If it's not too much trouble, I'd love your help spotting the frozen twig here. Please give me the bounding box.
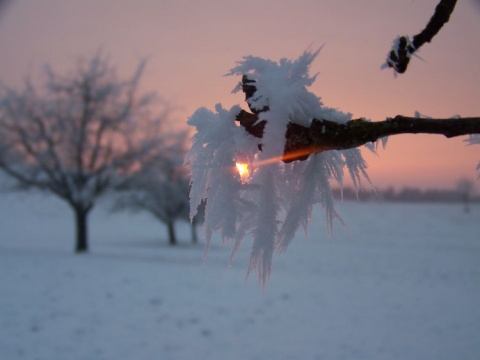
[384,0,457,74]
[236,76,480,162]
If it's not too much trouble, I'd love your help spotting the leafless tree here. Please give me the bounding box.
[112,135,195,246]
[0,53,167,253]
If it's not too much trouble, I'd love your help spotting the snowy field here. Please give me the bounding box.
[1,193,479,360]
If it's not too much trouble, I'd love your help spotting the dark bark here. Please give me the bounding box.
[167,221,177,246]
[385,0,457,73]
[236,110,480,163]
[73,206,91,253]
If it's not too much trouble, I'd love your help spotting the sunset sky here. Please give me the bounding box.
[0,0,479,190]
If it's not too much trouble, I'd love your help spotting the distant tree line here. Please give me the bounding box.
[332,184,479,204]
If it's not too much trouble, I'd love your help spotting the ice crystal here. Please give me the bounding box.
[185,50,373,286]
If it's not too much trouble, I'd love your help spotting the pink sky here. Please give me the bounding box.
[0,0,479,190]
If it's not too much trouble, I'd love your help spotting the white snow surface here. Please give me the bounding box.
[1,194,480,360]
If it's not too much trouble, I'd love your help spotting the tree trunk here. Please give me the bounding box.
[167,221,177,246]
[74,206,91,253]
[191,223,198,244]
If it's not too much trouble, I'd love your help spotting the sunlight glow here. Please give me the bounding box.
[235,162,250,181]
[253,148,317,167]
[234,149,317,182]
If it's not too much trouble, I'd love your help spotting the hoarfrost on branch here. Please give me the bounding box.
[185,50,372,286]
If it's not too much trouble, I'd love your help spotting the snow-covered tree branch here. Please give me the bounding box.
[185,50,480,287]
[236,84,480,162]
[383,0,457,74]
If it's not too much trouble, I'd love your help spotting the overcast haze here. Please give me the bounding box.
[0,0,479,189]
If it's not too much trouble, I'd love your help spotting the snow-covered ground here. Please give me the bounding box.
[1,193,479,360]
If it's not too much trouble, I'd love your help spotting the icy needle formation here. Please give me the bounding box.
[185,50,371,286]
[185,49,480,286]
[466,135,480,178]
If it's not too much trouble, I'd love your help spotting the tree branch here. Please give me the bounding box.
[236,73,480,162]
[236,110,480,163]
[385,0,457,74]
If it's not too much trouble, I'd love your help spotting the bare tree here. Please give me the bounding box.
[0,53,166,253]
[113,136,193,246]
